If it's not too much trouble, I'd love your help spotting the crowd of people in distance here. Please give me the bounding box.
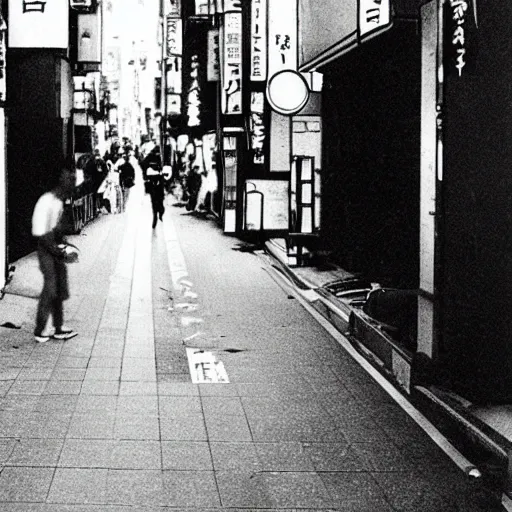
[75,128,217,228]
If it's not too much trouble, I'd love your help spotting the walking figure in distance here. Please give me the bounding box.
[117,153,135,210]
[146,168,165,229]
[31,162,79,343]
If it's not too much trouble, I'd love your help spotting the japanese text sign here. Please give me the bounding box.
[359,0,391,39]
[250,92,265,164]
[166,16,182,57]
[207,29,220,81]
[251,0,267,81]
[167,0,181,16]
[268,0,297,77]
[449,0,468,77]
[9,0,69,48]
[221,12,242,114]
[0,15,5,103]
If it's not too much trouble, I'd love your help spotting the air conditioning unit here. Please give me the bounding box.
[70,0,94,12]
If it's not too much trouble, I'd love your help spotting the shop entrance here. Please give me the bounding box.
[320,21,422,291]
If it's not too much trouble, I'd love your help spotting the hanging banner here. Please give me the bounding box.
[166,17,182,57]
[358,0,391,39]
[445,0,478,78]
[268,0,297,77]
[250,92,265,164]
[8,0,69,48]
[250,0,267,81]
[187,55,201,127]
[207,29,220,81]
[221,12,242,115]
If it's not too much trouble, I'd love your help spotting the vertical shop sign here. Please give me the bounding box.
[450,0,467,76]
[250,92,265,164]
[358,0,391,38]
[446,0,479,78]
[0,15,6,103]
[166,17,182,57]
[445,0,478,78]
[221,12,242,114]
[167,0,181,16]
[195,0,209,15]
[251,0,267,81]
[166,56,182,93]
[78,11,102,63]
[167,94,181,115]
[207,29,220,81]
[8,0,69,48]
[268,0,297,77]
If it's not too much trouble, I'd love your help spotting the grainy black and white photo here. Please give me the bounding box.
[0,0,509,510]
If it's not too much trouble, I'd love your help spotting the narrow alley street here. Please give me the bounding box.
[0,174,502,511]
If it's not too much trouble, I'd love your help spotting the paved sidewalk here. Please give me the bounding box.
[0,176,503,510]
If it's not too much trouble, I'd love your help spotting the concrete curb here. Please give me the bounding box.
[263,238,512,496]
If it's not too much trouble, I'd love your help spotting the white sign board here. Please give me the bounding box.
[221,12,242,114]
[0,26,6,102]
[224,0,241,12]
[250,0,267,81]
[78,11,101,63]
[8,0,69,48]
[359,0,391,38]
[195,0,209,15]
[166,17,182,57]
[268,0,297,77]
[245,179,288,231]
[166,56,182,94]
[167,0,181,16]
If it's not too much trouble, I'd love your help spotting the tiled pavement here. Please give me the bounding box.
[0,171,503,511]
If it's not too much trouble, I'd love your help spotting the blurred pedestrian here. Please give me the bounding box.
[84,148,109,212]
[146,168,165,229]
[31,161,79,343]
[118,153,135,209]
[141,145,162,182]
